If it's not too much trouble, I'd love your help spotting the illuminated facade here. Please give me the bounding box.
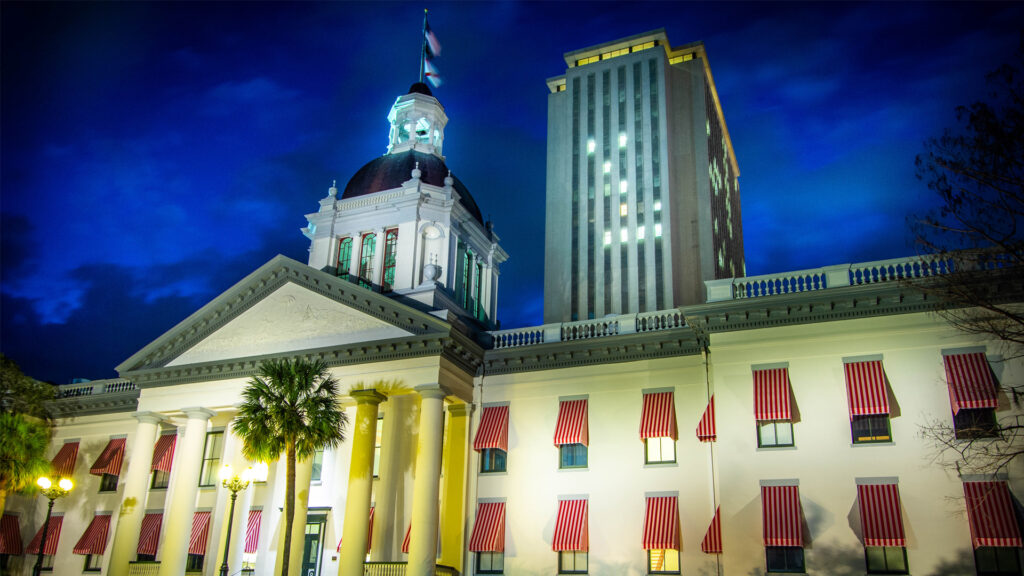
[1,33,1022,576]
[544,30,744,322]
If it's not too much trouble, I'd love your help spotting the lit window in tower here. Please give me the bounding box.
[620,180,628,194]
[603,161,611,174]
[638,225,645,240]
[655,223,662,237]
[619,133,627,148]
[654,201,661,211]
[587,139,596,154]
[620,203,628,217]
[604,231,611,246]
[621,229,629,242]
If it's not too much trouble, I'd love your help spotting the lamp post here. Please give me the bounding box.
[33,476,73,576]
[218,462,268,576]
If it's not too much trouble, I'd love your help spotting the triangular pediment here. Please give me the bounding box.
[117,255,451,373]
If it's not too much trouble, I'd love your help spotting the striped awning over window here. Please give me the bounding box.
[857,484,906,546]
[701,506,722,554]
[0,514,23,555]
[945,352,999,414]
[762,485,802,547]
[90,437,127,477]
[188,511,212,555]
[964,481,1023,548]
[73,514,111,555]
[51,442,79,477]
[642,496,679,550]
[754,368,792,421]
[27,515,63,555]
[336,506,374,552]
[639,392,677,440]
[151,434,177,473]
[696,396,716,442]
[468,502,506,552]
[401,524,412,554]
[554,399,588,446]
[473,405,509,452]
[137,513,163,555]
[244,510,262,554]
[845,361,890,419]
[552,499,588,552]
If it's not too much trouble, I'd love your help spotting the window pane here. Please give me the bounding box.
[646,437,661,461]
[865,547,886,570]
[560,444,587,468]
[776,422,793,445]
[311,449,323,482]
[663,549,679,571]
[561,551,574,571]
[976,548,999,572]
[759,421,777,446]
[660,437,676,462]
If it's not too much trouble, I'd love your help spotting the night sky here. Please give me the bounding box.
[2,2,1021,384]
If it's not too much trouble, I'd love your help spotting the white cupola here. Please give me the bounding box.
[386,82,448,158]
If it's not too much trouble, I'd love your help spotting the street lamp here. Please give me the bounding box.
[218,462,268,576]
[33,476,73,576]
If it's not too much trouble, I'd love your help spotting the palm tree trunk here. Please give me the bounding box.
[281,440,296,576]
[0,488,6,518]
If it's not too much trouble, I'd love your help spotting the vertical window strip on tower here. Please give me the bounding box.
[587,73,596,320]
[571,77,581,321]
[649,58,664,310]
[337,237,352,280]
[633,62,647,311]
[602,70,612,315]
[381,229,398,292]
[617,66,628,310]
[359,233,376,288]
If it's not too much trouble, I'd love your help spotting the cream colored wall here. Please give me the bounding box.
[472,356,719,576]
[710,311,1024,576]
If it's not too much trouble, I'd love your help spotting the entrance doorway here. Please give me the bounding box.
[301,513,327,576]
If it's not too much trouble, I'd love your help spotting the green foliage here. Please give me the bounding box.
[0,354,55,420]
[0,412,51,494]
[233,358,348,462]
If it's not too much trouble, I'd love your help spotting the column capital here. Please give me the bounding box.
[133,411,166,425]
[415,383,448,400]
[351,389,387,405]
[446,402,472,416]
[182,407,216,420]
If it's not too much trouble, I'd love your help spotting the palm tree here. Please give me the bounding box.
[232,358,348,576]
[0,355,54,516]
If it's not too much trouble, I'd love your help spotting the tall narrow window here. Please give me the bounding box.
[358,233,377,288]
[462,249,473,310]
[381,229,398,292]
[617,66,628,310]
[571,77,581,321]
[586,73,596,320]
[198,431,224,487]
[474,262,484,319]
[310,449,324,482]
[649,58,664,310]
[336,237,353,280]
[633,61,647,311]
[372,415,384,477]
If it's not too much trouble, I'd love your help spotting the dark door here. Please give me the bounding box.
[301,514,327,576]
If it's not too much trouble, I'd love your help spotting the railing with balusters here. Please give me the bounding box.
[58,378,136,399]
[363,562,460,576]
[490,310,687,350]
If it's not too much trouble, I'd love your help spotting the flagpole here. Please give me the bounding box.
[420,9,428,84]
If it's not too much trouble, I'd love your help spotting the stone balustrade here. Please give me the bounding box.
[58,378,136,398]
[490,310,686,350]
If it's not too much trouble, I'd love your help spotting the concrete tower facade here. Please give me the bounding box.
[544,29,744,322]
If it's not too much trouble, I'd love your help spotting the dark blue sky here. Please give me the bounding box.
[2,2,1021,383]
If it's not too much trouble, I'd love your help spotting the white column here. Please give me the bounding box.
[407,384,447,576]
[107,411,164,576]
[207,419,245,576]
[372,227,387,287]
[158,407,215,576]
[338,389,387,575]
[370,395,407,561]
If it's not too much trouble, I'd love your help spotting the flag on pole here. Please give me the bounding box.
[425,20,441,58]
[424,59,443,88]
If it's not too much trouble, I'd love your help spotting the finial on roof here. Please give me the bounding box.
[411,161,422,180]
[328,179,338,197]
[444,170,454,187]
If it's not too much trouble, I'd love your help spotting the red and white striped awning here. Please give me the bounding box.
[845,361,890,419]
[474,406,509,452]
[642,496,679,550]
[244,510,262,554]
[51,442,79,477]
[945,352,999,414]
[90,437,127,477]
[554,399,588,446]
[754,368,792,421]
[762,485,802,547]
[137,513,163,555]
[188,511,211,555]
[468,502,506,552]
[0,514,23,555]
[696,396,716,442]
[964,481,1023,548]
[27,515,63,555]
[336,506,374,553]
[151,434,176,473]
[857,484,906,546]
[640,392,677,440]
[73,514,111,555]
[401,524,412,554]
[552,499,588,552]
[701,506,722,554]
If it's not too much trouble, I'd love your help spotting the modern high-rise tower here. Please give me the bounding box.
[544,29,744,322]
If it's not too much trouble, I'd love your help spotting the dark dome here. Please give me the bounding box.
[342,150,483,224]
[408,82,433,96]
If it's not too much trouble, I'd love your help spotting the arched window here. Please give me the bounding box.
[359,233,376,288]
[381,229,399,292]
[336,237,353,280]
